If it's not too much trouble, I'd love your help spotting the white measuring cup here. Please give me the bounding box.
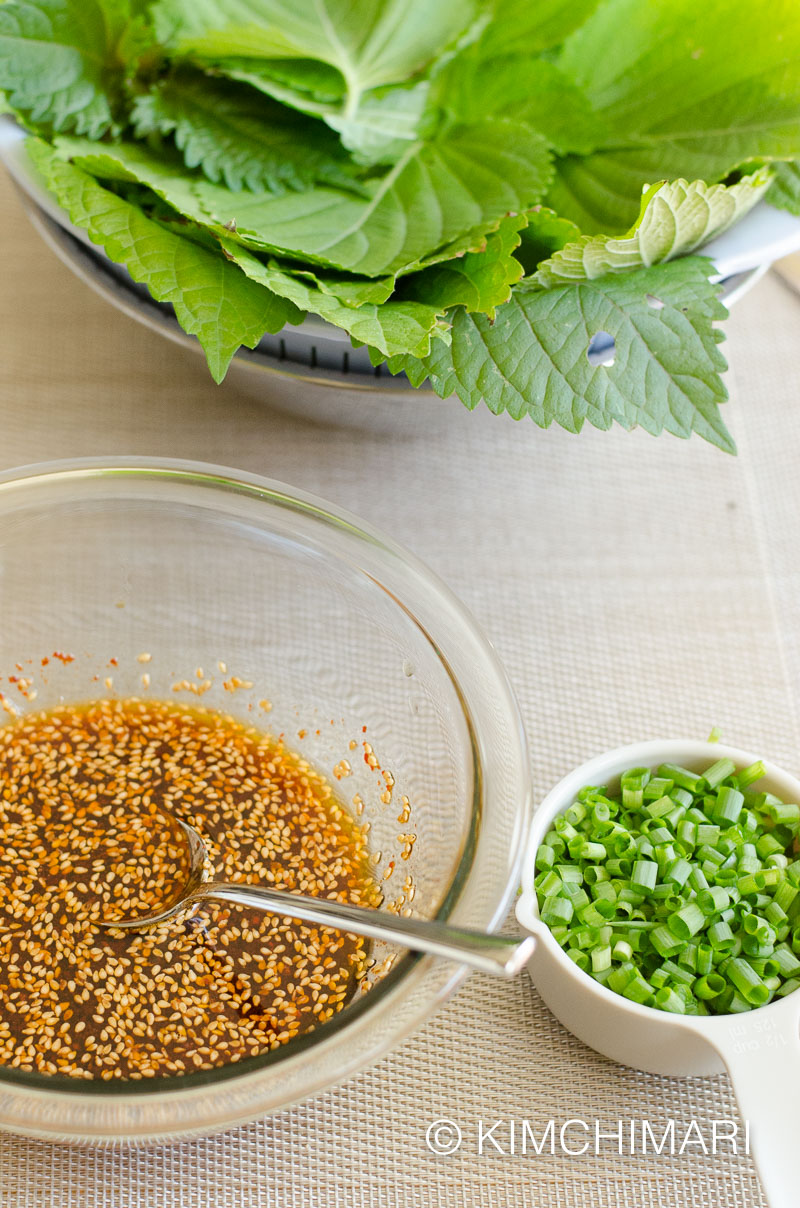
[516,740,800,1208]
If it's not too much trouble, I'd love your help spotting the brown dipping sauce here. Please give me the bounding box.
[0,699,380,1080]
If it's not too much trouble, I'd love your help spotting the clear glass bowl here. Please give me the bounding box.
[0,459,530,1143]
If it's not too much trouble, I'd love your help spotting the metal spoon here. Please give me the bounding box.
[107,819,535,977]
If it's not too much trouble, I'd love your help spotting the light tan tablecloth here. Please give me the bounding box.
[2,167,800,1206]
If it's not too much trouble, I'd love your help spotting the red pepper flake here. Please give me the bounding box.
[52,652,74,665]
[40,657,50,667]
[108,658,118,668]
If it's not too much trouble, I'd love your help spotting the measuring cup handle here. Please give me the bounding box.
[711,1000,800,1208]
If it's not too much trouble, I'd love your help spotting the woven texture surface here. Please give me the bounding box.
[1,168,800,1204]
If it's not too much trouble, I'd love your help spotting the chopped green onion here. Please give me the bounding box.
[559,885,589,909]
[757,833,785,859]
[581,840,607,861]
[775,881,799,912]
[565,801,588,826]
[697,886,731,915]
[535,756,800,1017]
[650,925,683,957]
[765,901,788,928]
[630,860,658,893]
[576,902,607,927]
[703,758,736,789]
[591,805,615,832]
[644,778,674,800]
[621,768,650,809]
[763,800,800,826]
[583,866,609,885]
[659,958,695,985]
[556,864,584,883]
[712,786,744,825]
[694,973,726,1000]
[688,866,709,892]
[742,914,775,945]
[622,975,655,1006]
[554,816,578,841]
[541,895,574,926]
[607,963,637,994]
[738,870,779,897]
[645,796,675,819]
[768,945,800,977]
[696,944,714,976]
[724,957,771,1005]
[591,946,612,973]
[664,858,692,888]
[535,871,561,897]
[737,761,766,789]
[535,845,555,871]
[654,987,686,1013]
[677,820,698,848]
[657,764,703,793]
[667,903,705,940]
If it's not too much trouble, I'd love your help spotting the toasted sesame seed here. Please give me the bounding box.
[0,698,382,1081]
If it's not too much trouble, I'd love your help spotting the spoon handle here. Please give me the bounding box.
[197,882,535,977]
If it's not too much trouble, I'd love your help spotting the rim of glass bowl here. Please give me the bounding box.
[0,457,532,1103]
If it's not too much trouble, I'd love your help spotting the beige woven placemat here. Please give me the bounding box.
[1,169,800,1205]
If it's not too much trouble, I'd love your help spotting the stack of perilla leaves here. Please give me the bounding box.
[1,0,800,450]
